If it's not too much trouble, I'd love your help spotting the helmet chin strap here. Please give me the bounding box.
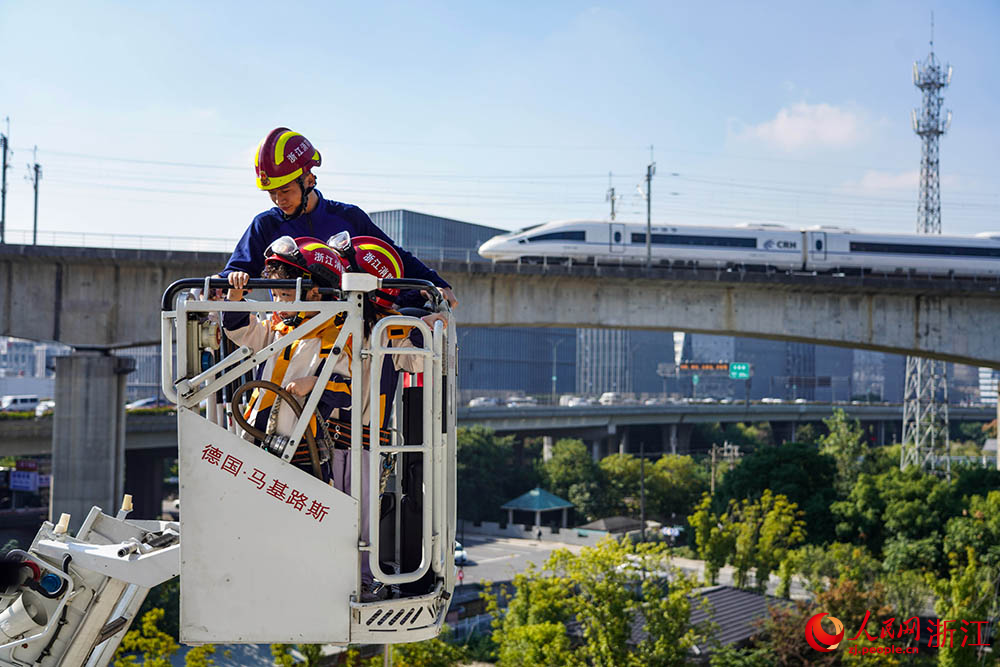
[281,175,314,220]
[282,312,305,327]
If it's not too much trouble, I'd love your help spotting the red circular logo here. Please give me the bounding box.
[805,612,845,652]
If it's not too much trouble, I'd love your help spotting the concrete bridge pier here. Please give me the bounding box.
[51,351,135,531]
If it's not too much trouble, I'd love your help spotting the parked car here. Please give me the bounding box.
[505,396,538,408]
[467,396,499,408]
[34,400,55,417]
[125,396,172,411]
[454,541,468,565]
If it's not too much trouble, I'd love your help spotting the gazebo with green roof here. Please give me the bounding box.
[501,487,574,528]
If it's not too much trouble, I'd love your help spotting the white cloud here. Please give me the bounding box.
[736,102,866,152]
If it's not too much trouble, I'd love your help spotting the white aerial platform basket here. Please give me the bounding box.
[0,273,455,666]
[161,274,457,646]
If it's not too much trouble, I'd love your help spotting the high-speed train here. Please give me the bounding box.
[477,219,1000,276]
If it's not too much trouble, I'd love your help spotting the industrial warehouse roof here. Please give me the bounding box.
[500,487,573,512]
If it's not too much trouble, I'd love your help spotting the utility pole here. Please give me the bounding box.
[639,438,646,542]
[27,146,41,245]
[605,172,617,221]
[645,146,655,267]
[901,16,952,477]
[710,444,717,495]
[1,117,9,244]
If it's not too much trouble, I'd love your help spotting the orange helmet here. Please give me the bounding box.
[255,127,322,191]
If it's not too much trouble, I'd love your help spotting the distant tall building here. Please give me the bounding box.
[460,327,576,397]
[577,329,632,395]
[978,367,998,406]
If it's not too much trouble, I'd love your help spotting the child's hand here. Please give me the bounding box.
[285,376,318,398]
[227,288,246,302]
[228,271,250,289]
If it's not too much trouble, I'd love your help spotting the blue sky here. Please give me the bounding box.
[1,1,998,250]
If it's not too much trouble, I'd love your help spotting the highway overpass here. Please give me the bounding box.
[2,403,991,518]
[3,402,991,458]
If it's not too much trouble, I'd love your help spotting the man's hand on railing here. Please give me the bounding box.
[421,286,458,310]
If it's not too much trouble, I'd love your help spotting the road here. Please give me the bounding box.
[455,534,583,586]
[454,533,809,600]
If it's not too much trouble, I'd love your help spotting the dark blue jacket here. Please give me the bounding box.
[222,191,451,294]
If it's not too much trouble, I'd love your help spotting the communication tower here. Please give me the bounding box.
[901,20,952,474]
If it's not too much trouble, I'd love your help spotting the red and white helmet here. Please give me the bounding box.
[254,127,322,191]
[329,234,403,308]
[264,236,346,288]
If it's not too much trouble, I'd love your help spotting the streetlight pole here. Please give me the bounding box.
[550,337,566,404]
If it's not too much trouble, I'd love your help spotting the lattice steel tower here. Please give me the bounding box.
[901,25,952,474]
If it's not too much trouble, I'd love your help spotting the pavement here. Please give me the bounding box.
[456,532,809,600]
[456,533,584,586]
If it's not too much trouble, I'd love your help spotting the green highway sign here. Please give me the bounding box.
[729,362,751,380]
[692,374,700,385]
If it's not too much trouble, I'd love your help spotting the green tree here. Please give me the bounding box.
[390,627,468,667]
[541,438,603,521]
[781,542,881,598]
[647,454,710,522]
[134,579,179,641]
[487,538,707,665]
[114,608,179,667]
[457,426,539,522]
[689,494,735,585]
[184,644,215,667]
[944,490,1000,570]
[495,622,572,667]
[728,491,806,592]
[270,644,296,667]
[932,548,997,667]
[597,453,642,517]
[832,466,957,570]
[819,409,867,493]
[714,441,837,544]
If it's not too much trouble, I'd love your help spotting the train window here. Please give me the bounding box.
[850,241,1000,258]
[630,233,756,248]
[815,239,823,251]
[614,231,622,243]
[527,231,586,242]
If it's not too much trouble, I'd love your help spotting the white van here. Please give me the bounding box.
[598,392,627,405]
[0,395,39,413]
